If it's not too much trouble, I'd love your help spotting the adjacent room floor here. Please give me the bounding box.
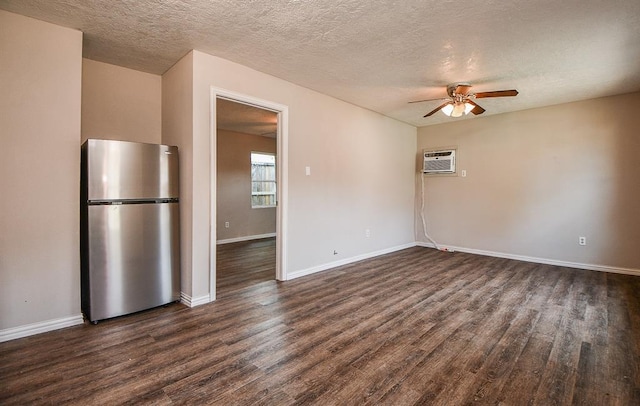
[1,246,639,405]
[216,237,276,298]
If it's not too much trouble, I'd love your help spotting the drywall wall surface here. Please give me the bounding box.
[0,10,82,330]
[416,92,640,270]
[82,59,161,144]
[161,52,194,299]
[180,50,416,295]
[217,130,276,241]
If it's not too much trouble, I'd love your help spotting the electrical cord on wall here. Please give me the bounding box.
[420,171,442,250]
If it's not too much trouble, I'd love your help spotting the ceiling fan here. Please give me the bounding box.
[410,83,518,118]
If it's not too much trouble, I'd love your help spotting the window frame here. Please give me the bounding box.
[250,151,277,209]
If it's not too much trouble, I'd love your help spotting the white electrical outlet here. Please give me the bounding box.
[224,222,230,228]
[579,236,586,246]
[365,229,371,238]
[461,170,467,177]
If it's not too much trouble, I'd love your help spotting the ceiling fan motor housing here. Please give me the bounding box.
[447,83,471,97]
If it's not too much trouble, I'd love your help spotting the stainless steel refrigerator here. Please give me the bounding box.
[81,139,180,323]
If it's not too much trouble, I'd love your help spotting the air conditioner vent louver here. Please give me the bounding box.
[423,149,456,174]
[425,160,452,171]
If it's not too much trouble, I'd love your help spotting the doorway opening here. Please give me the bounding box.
[210,89,288,301]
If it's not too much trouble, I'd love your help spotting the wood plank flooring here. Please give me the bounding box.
[216,238,275,298]
[1,246,639,405]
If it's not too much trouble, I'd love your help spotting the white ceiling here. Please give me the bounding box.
[216,98,277,137]
[2,0,639,127]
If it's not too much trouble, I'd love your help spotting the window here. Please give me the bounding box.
[251,152,276,208]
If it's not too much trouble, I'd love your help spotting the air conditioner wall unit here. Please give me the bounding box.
[423,149,456,174]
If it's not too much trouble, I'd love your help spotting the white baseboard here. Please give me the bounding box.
[216,233,276,245]
[415,242,640,277]
[5,242,632,343]
[0,314,84,343]
[287,242,416,281]
[180,292,211,307]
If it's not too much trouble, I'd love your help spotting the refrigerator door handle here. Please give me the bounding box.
[87,198,179,206]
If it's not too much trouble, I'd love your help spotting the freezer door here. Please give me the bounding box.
[86,202,180,321]
[85,139,179,201]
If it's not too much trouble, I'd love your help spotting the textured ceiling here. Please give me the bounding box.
[1,0,639,127]
[217,98,277,138]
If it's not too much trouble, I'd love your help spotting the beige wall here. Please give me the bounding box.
[82,59,161,144]
[416,92,640,270]
[161,53,194,299]
[164,50,417,300]
[0,11,83,331]
[193,51,416,286]
[216,130,276,241]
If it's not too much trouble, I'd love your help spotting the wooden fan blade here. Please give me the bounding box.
[409,97,447,104]
[466,100,485,115]
[455,84,472,95]
[474,89,519,98]
[424,101,451,117]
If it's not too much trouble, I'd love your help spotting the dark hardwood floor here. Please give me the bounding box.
[216,237,276,298]
[2,245,639,405]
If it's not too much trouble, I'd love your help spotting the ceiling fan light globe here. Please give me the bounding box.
[451,102,465,117]
[464,102,474,115]
[441,104,454,116]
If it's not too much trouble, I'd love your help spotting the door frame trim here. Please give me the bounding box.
[209,87,289,301]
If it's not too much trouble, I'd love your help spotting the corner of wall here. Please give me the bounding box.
[162,51,196,299]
